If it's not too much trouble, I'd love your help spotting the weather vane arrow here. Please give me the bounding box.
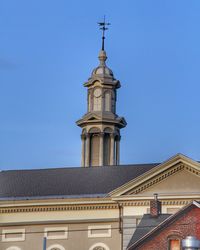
[98,16,111,51]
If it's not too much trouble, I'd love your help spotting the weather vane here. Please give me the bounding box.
[98,16,111,51]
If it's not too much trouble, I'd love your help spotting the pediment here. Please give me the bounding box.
[125,163,200,196]
[87,116,98,121]
[76,113,101,126]
[84,113,101,121]
[109,154,200,197]
[137,169,200,196]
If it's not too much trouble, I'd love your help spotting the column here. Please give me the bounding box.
[85,133,90,167]
[81,134,86,167]
[110,134,115,165]
[99,132,104,166]
[116,136,121,165]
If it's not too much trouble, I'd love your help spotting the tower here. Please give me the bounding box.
[76,21,127,167]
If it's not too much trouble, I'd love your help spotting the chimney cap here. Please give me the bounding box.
[150,193,161,217]
[154,193,158,200]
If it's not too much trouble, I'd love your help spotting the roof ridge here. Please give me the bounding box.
[1,163,159,172]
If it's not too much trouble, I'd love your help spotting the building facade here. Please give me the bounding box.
[0,38,200,250]
[0,154,200,250]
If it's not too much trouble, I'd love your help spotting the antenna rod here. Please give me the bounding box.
[43,237,47,250]
[98,16,110,51]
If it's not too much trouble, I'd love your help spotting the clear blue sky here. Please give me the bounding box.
[1,0,200,170]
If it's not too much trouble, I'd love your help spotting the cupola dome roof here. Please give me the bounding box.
[91,50,114,78]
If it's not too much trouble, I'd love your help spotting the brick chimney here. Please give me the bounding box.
[150,193,161,217]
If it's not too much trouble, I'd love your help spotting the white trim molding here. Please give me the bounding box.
[88,225,111,238]
[2,229,25,242]
[47,244,65,250]
[44,227,68,240]
[89,242,110,250]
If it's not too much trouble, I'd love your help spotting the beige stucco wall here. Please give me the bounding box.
[123,204,184,216]
[0,221,121,250]
[0,209,119,224]
[139,170,200,195]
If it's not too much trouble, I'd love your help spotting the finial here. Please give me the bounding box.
[98,16,110,51]
[98,50,107,65]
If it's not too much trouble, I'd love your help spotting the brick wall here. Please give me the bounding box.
[138,207,200,250]
[150,199,161,217]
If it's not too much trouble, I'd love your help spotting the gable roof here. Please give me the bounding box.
[127,200,200,250]
[0,163,158,200]
[127,214,171,249]
[109,153,200,197]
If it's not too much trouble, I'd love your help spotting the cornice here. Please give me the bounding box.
[0,203,119,214]
[185,164,200,175]
[114,199,193,207]
[0,199,195,214]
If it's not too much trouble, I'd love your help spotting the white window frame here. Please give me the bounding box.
[2,229,25,242]
[89,242,110,250]
[44,227,68,240]
[88,225,111,238]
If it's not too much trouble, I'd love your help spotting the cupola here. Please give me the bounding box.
[76,20,127,167]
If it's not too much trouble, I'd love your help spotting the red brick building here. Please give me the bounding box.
[127,200,200,250]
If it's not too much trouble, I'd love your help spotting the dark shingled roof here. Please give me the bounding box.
[127,214,171,250]
[0,163,158,199]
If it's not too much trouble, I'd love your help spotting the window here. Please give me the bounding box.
[44,227,68,240]
[89,243,110,250]
[88,225,111,238]
[93,96,101,111]
[93,88,102,111]
[2,229,25,242]
[47,245,65,250]
[103,133,110,165]
[90,134,100,166]
[105,92,111,111]
[88,94,91,111]
[168,238,181,250]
